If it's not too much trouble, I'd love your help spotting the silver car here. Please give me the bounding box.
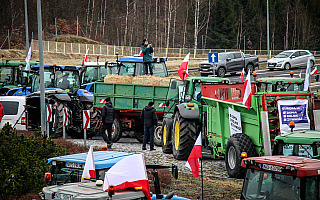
[267,50,315,70]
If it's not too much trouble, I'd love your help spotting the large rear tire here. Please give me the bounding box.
[162,118,173,154]
[53,100,67,137]
[225,133,256,178]
[172,112,198,160]
[154,124,163,147]
[111,118,122,142]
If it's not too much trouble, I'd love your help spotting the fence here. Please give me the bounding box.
[31,40,318,59]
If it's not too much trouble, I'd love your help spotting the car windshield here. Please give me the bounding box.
[274,52,292,58]
[51,167,83,185]
[242,169,300,200]
[82,66,118,84]
[218,53,228,61]
[0,66,14,86]
[119,62,167,77]
[276,143,317,158]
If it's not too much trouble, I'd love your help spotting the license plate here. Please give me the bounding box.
[66,162,83,169]
[54,193,73,200]
[262,164,283,172]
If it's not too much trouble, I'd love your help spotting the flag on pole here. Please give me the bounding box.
[303,58,311,91]
[243,69,252,109]
[240,68,245,82]
[139,50,143,56]
[298,71,302,78]
[185,133,202,178]
[82,48,89,65]
[178,53,190,80]
[310,66,317,75]
[25,47,32,70]
[81,145,96,182]
[103,154,151,200]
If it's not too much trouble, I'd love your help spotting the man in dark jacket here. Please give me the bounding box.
[100,97,116,148]
[0,103,4,124]
[140,101,157,150]
[141,39,154,75]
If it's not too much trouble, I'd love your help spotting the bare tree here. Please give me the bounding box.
[124,0,129,45]
[194,0,200,49]
[183,1,189,49]
[86,0,91,36]
[166,0,172,49]
[155,0,158,46]
[204,0,211,48]
[172,0,177,48]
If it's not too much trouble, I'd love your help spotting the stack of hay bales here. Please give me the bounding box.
[104,75,180,87]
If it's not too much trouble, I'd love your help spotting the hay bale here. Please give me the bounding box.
[132,75,160,85]
[104,75,132,84]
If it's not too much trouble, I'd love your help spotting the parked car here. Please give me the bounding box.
[267,50,315,70]
[199,51,259,77]
[0,96,27,130]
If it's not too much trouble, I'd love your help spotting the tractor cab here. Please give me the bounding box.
[256,77,304,93]
[241,156,320,200]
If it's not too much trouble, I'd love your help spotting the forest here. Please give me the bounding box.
[1,0,320,51]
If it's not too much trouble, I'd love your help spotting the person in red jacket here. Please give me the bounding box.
[0,103,4,123]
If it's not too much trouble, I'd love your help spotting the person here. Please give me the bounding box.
[0,103,4,124]
[141,39,154,75]
[59,74,70,89]
[140,101,157,151]
[100,97,116,148]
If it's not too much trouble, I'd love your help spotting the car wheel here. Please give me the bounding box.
[246,64,254,74]
[284,63,291,70]
[217,67,226,77]
[310,60,315,67]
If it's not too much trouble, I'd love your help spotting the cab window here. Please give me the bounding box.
[257,83,272,92]
[282,144,314,158]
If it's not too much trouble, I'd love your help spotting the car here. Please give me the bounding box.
[199,51,259,77]
[0,96,27,130]
[267,50,315,70]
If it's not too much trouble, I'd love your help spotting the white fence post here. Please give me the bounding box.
[71,43,73,54]
[79,43,80,54]
[64,43,66,54]
[114,45,115,55]
[93,44,95,55]
[55,42,57,53]
[100,45,101,55]
[107,45,109,55]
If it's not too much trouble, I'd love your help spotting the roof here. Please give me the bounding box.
[0,60,39,67]
[83,62,106,67]
[47,151,133,169]
[257,77,304,84]
[186,76,230,83]
[118,56,167,63]
[32,64,82,70]
[241,155,320,177]
[275,130,320,144]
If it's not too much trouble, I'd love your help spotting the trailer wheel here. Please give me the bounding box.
[134,131,144,143]
[154,125,163,147]
[172,112,198,160]
[110,118,122,142]
[225,133,256,178]
[162,118,173,154]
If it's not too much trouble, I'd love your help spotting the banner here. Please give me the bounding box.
[228,107,242,135]
[278,99,310,133]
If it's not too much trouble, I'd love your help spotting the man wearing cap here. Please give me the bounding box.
[100,97,116,148]
[141,39,154,75]
[140,101,157,151]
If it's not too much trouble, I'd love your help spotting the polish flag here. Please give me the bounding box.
[178,53,190,80]
[240,68,245,82]
[82,48,89,65]
[298,71,302,78]
[25,47,32,71]
[139,50,143,56]
[242,69,252,109]
[81,145,96,182]
[185,133,202,178]
[103,154,151,200]
[304,58,311,91]
[310,66,317,75]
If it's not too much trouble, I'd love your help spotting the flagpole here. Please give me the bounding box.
[201,158,203,200]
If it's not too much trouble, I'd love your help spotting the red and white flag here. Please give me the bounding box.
[242,69,252,109]
[298,71,302,78]
[81,145,96,182]
[310,66,317,75]
[103,154,151,200]
[82,48,89,65]
[178,53,190,80]
[185,133,202,178]
[139,50,143,56]
[240,68,245,82]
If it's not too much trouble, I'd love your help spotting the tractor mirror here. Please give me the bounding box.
[170,81,177,89]
[172,164,178,179]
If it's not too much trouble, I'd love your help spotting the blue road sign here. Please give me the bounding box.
[208,52,218,63]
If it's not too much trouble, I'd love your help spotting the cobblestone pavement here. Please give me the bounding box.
[68,136,228,178]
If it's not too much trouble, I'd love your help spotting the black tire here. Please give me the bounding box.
[172,112,198,160]
[246,64,254,74]
[217,67,226,77]
[111,118,122,142]
[154,124,163,147]
[162,118,173,154]
[53,100,67,137]
[225,133,256,178]
[284,63,291,70]
[310,60,315,67]
[135,131,144,143]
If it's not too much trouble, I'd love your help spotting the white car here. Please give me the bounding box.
[0,96,27,130]
[267,50,315,70]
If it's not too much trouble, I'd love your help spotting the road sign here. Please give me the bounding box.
[83,110,90,129]
[208,52,218,63]
[63,108,68,126]
[46,104,52,122]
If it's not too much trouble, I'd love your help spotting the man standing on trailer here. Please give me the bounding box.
[141,39,154,75]
[140,101,157,151]
[100,97,116,148]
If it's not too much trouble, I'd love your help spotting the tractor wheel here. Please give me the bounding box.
[83,102,99,139]
[110,118,122,142]
[154,124,163,147]
[53,100,67,137]
[172,112,198,160]
[135,131,144,143]
[225,133,256,178]
[162,118,173,154]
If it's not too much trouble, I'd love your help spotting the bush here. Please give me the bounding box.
[0,124,65,198]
